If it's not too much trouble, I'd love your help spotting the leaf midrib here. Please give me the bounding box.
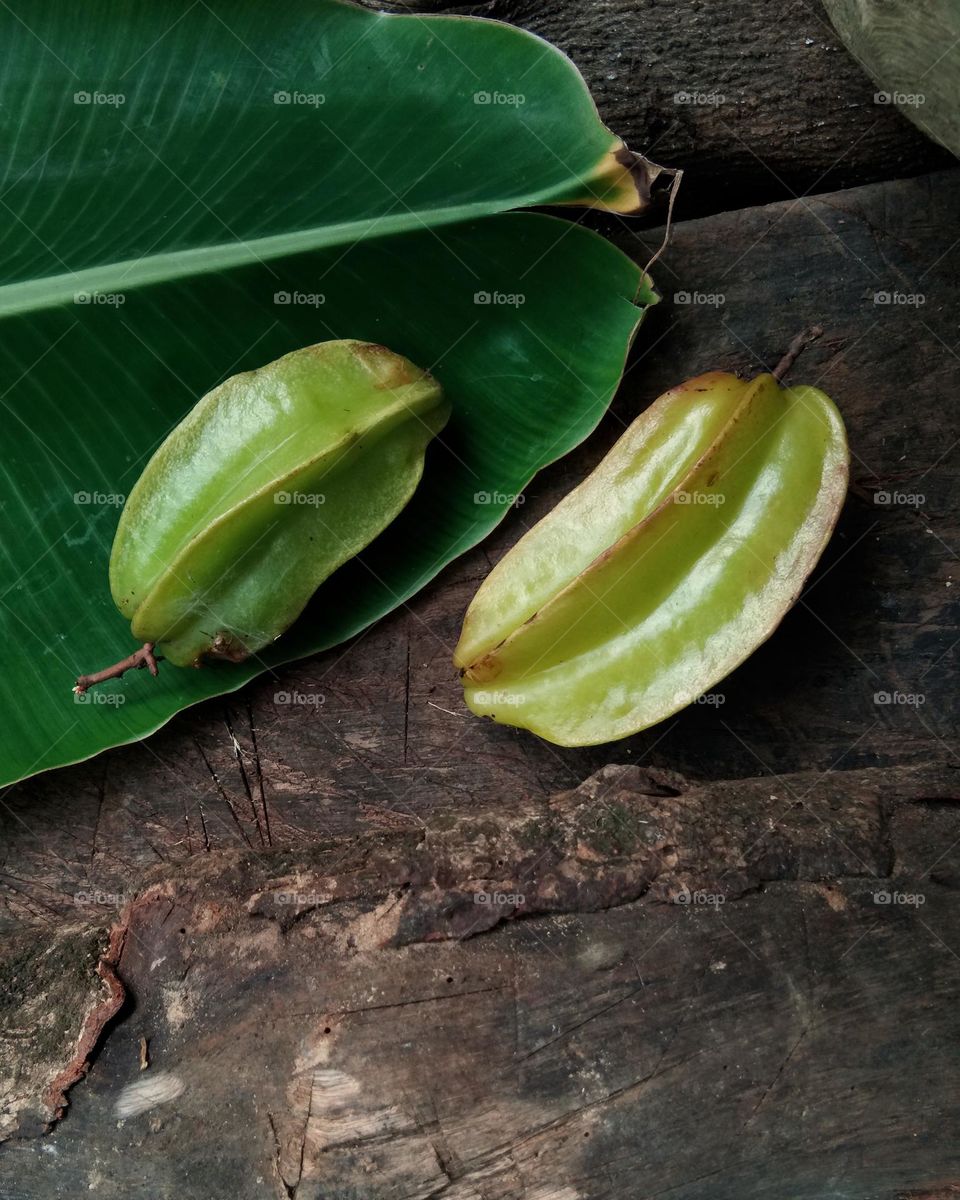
[0,183,596,316]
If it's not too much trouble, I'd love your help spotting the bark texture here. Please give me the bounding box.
[4,761,960,1195]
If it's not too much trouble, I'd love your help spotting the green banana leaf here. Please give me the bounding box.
[0,214,654,784]
[0,0,661,785]
[1,0,665,302]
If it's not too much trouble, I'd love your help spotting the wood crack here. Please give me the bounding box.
[741,1027,809,1128]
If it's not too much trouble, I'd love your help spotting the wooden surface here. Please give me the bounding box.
[2,166,959,1196]
[4,762,960,1197]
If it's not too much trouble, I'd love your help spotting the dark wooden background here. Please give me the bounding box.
[2,2,959,1197]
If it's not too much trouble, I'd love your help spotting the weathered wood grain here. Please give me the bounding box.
[3,762,959,1196]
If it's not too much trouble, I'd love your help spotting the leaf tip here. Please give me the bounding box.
[559,142,682,217]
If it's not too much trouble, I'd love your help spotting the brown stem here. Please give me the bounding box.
[642,165,684,278]
[74,643,160,695]
[772,324,824,383]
